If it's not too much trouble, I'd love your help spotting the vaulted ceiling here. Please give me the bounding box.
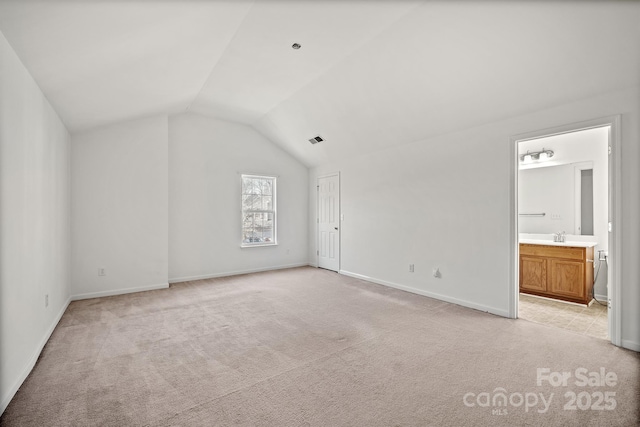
[1,1,639,167]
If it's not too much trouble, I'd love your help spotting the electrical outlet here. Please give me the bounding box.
[409,264,414,273]
[45,294,49,308]
[98,267,106,276]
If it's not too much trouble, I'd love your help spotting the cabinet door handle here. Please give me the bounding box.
[587,259,594,263]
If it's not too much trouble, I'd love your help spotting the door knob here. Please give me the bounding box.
[334,227,338,230]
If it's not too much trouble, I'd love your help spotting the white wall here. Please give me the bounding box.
[0,31,71,413]
[168,113,308,282]
[309,87,640,351]
[519,165,576,234]
[71,116,169,298]
[311,126,513,316]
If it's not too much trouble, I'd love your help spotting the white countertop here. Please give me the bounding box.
[519,239,598,248]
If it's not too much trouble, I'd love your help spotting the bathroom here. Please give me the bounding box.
[517,126,609,339]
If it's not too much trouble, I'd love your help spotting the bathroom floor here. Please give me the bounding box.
[518,293,609,340]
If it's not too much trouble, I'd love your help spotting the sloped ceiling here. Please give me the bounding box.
[1,1,639,167]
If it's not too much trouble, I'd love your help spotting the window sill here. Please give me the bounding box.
[241,243,278,248]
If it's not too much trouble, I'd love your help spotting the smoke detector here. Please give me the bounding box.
[308,135,323,144]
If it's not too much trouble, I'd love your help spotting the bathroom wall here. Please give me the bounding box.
[519,164,577,234]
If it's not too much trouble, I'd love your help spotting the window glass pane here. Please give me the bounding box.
[262,212,274,242]
[242,177,251,195]
[256,214,264,233]
[246,179,257,195]
[242,195,252,210]
[242,213,254,232]
[262,195,272,210]
[242,194,256,211]
[243,212,259,243]
[251,194,262,211]
[262,179,272,195]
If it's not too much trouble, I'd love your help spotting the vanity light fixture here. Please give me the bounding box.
[520,148,554,163]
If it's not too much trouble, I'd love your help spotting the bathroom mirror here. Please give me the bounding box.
[518,162,594,236]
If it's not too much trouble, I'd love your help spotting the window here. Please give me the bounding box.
[241,175,276,247]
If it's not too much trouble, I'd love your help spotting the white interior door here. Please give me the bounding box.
[318,174,340,271]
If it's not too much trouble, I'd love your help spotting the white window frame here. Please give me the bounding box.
[241,174,277,247]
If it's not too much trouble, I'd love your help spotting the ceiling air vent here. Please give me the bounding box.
[308,135,323,145]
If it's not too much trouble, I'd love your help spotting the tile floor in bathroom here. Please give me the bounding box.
[518,293,609,340]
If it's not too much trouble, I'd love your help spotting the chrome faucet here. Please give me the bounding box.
[553,231,566,242]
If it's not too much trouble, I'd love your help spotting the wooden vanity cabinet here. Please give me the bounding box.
[519,244,594,305]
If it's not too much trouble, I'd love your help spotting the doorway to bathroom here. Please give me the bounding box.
[511,117,621,345]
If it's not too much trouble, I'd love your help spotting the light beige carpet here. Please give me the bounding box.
[2,267,638,426]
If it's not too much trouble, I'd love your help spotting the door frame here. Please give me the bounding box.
[509,115,621,347]
[316,172,341,271]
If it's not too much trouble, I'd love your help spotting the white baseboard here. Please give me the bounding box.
[169,263,310,284]
[71,282,169,301]
[594,293,608,301]
[339,270,510,318]
[1,296,71,415]
[621,339,640,352]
